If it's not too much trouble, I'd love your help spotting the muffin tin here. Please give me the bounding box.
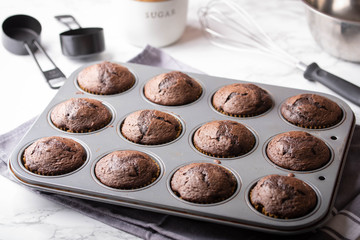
[8,62,355,234]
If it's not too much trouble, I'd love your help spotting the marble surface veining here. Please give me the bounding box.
[0,175,140,240]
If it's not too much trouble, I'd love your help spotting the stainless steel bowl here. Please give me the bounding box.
[302,0,360,62]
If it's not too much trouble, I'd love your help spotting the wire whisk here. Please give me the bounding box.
[198,0,306,70]
[198,0,360,106]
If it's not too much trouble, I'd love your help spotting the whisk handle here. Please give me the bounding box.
[304,63,360,106]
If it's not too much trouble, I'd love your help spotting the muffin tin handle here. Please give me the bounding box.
[25,40,66,89]
[303,63,360,107]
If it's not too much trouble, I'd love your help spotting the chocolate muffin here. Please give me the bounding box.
[77,61,135,95]
[144,71,202,106]
[121,110,181,145]
[23,136,86,176]
[281,94,343,128]
[171,163,237,203]
[51,98,112,132]
[95,150,160,189]
[212,83,272,117]
[250,175,317,219]
[193,120,255,157]
[267,131,330,171]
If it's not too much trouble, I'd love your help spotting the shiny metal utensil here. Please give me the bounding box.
[302,0,360,62]
[198,0,360,107]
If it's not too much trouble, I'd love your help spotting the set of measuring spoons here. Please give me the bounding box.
[2,14,105,89]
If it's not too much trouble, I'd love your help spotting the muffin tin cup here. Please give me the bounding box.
[140,76,206,108]
[245,176,322,222]
[47,98,116,134]
[277,97,346,130]
[91,149,164,192]
[8,62,355,234]
[262,133,335,173]
[209,86,275,119]
[18,135,91,178]
[189,122,259,159]
[118,110,185,147]
[74,63,139,97]
[167,161,242,207]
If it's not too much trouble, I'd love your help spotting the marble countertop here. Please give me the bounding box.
[1,0,359,239]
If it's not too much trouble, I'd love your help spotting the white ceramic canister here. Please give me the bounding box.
[124,0,189,47]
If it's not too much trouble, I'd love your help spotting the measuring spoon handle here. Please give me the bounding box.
[24,40,66,89]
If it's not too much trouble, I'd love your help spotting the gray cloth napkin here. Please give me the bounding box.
[1,45,359,240]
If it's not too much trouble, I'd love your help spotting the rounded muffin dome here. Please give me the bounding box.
[23,136,86,176]
[250,174,317,219]
[266,131,330,171]
[77,61,135,95]
[121,109,182,145]
[144,71,202,106]
[212,83,272,117]
[193,120,255,157]
[95,150,160,189]
[50,98,112,132]
[171,163,237,203]
[281,94,343,128]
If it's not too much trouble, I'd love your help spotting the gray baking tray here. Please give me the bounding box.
[8,62,356,234]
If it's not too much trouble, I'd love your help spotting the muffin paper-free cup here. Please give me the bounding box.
[8,62,355,234]
[48,99,115,134]
[120,110,183,146]
[169,162,238,205]
[93,151,161,190]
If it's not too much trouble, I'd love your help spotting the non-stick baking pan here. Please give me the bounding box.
[8,62,355,234]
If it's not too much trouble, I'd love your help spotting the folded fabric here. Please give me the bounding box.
[1,45,359,240]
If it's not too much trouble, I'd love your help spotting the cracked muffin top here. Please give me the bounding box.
[193,120,255,157]
[121,109,181,145]
[266,131,330,171]
[212,83,272,117]
[144,71,202,106]
[50,98,112,132]
[95,150,160,189]
[170,162,237,203]
[250,174,317,219]
[77,61,135,95]
[23,136,86,176]
[281,94,343,128]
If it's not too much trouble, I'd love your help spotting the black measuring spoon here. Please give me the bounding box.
[55,15,105,58]
[2,14,66,89]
